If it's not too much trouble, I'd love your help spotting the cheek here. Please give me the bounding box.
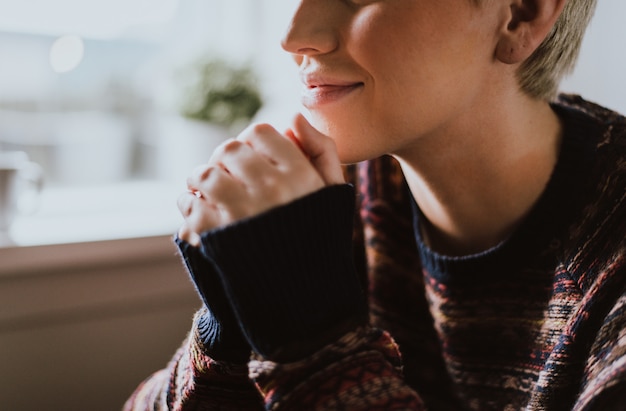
[349,7,409,69]
[349,11,443,114]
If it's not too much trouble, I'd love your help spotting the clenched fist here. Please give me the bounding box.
[177,114,344,245]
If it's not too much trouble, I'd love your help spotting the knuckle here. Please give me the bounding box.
[200,167,216,184]
[248,123,276,136]
[239,123,278,145]
[198,165,214,180]
[258,171,278,189]
[202,170,230,196]
[188,164,211,186]
[221,138,245,153]
[193,168,231,199]
[209,138,236,161]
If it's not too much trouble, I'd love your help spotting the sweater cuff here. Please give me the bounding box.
[200,184,369,362]
[176,239,251,363]
[194,308,252,364]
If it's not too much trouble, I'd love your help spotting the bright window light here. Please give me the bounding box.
[0,0,180,39]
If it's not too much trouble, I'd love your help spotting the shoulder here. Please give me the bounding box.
[552,95,626,291]
[555,93,626,135]
[554,94,626,167]
[575,290,626,410]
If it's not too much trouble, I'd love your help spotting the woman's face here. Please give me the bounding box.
[282,0,503,164]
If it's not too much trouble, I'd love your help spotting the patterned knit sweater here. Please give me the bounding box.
[125,95,626,410]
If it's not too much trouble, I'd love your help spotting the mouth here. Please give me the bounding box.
[300,73,364,108]
[301,82,364,108]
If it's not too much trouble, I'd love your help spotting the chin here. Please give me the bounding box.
[336,145,372,165]
[309,113,380,165]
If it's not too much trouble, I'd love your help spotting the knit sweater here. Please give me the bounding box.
[124,94,626,410]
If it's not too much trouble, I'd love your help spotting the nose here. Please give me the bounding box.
[281,0,340,59]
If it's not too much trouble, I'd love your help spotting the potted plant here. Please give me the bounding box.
[180,58,263,133]
[155,57,263,182]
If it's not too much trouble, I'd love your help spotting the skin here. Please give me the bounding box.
[179,0,567,256]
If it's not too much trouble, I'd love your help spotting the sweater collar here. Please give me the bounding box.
[413,97,602,284]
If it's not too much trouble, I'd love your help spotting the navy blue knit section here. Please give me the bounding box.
[194,309,251,364]
[412,101,600,284]
[176,238,251,363]
[200,184,369,362]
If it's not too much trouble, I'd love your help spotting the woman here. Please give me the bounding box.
[126,0,625,409]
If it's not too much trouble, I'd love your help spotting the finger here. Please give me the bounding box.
[291,114,344,185]
[237,123,308,171]
[284,128,308,158]
[207,138,235,167]
[186,165,262,224]
[177,191,222,233]
[178,223,201,247]
[215,138,281,188]
[177,189,197,218]
[187,164,246,203]
[236,122,325,199]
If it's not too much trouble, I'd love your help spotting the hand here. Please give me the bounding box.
[177,114,344,245]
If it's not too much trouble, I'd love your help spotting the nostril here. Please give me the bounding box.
[297,46,322,55]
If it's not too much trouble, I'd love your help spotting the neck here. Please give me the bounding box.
[395,92,562,256]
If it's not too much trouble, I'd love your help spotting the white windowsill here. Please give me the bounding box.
[1,179,183,248]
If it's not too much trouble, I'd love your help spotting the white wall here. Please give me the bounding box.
[559,1,626,113]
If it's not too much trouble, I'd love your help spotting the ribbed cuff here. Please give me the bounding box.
[195,309,251,364]
[176,238,251,363]
[200,184,369,362]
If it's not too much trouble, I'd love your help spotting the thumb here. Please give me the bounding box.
[289,114,344,185]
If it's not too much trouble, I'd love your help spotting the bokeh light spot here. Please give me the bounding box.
[49,35,85,73]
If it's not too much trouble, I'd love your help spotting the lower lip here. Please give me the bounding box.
[301,84,363,108]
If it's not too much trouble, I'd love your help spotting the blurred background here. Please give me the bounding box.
[0,1,624,410]
[0,0,623,244]
[0,0,302,245]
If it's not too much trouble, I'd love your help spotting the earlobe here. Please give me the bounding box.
[496,24,533,64]
[495,0,566,65]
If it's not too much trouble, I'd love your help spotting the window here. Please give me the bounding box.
[0,0,300,244]
[0,0,623,245]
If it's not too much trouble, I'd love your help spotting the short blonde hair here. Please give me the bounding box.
[518,0,598,100]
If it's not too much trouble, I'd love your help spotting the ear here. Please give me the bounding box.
[495,0,567,64]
